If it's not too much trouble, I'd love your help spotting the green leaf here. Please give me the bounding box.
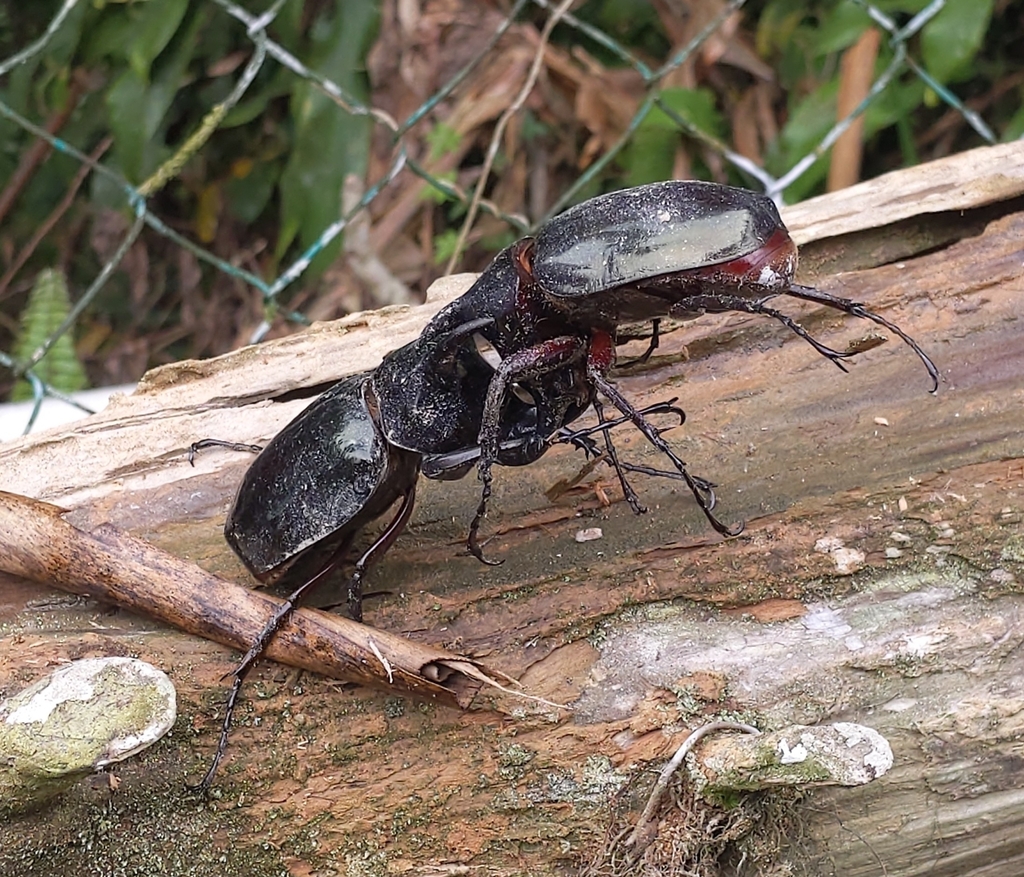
[106,69,149,181]
[814,1,872,56]
[921,0,995,85]
[620,89,724,188]
[11,269,88,402]
[225,160,281,224]
[104,5,202,184]
[419,171,458,205]
[652,88,725,137]
[768,79,839,201]
[1004,106,1024,142]
[128,0,189,80]
[276,0,379,276]
[426,123,461,161]
[432,229,461,266]
[221,68,293,129]
[755,0,810,59]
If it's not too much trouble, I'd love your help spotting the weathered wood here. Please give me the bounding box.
[1,142,1023,876]
[0,490,523,709]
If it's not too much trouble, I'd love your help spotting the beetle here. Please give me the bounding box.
[411,180,939,557]
[190,342,684,788]
[193,179,938,787]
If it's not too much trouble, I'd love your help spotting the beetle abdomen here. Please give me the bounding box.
[225,372,417,584]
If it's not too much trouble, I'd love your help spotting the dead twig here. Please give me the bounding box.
[0,489,517,708]
[445,0,576,273]
[624,720,761,855]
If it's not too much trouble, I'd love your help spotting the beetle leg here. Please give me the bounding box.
[554,399,686,445]
[617,319,661,369]
[785,283,940,393]
[187,438,264,466]
[587,370,742,538]
[469,337,587,564]
[190,532,356,793]
[609,461,719,509]
[345,483,417,622]
[591,395,647,515]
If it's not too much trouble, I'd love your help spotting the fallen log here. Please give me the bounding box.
[1,142,1023,876]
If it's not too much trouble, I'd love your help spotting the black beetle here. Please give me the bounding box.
[411,180,939,556]
[193,179,938,787]
[190,344,684,788]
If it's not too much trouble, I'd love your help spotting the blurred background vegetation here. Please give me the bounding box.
[0,0,1020,402]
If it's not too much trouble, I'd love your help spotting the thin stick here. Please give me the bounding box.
[625,720,760,851]
[444,0,576,273]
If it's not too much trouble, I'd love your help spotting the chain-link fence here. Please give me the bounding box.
[0,0,1012,436]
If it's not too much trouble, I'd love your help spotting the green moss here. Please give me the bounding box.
[0,745,287,876]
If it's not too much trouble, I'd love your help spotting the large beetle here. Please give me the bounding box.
[192,341,683,788]
[195,179,937,787]
[413,180,939,556]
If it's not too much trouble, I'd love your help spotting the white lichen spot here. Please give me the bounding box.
[5,665,98,725]
[1,657,176,767]
[777,738,808,764]
[832,547,866,575]
[834,722,894,777]
[814,536,844,554]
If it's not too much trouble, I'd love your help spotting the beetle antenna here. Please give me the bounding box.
[747,301,854,373]
[682,293,854,372]
[786,284,940,393]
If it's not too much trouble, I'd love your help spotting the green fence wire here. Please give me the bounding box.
[0,0,1007,435]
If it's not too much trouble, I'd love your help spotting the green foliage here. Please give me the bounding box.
[750,0,1011,200]
[11,270,88,402]
[1,0,378,281]
[275,0,379,275]
[621,89,725,187]
[431,228,461,266]
[921,0,995,85]
[426,123,461,161]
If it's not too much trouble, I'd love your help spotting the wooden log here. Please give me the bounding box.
[1,142,1023,875]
